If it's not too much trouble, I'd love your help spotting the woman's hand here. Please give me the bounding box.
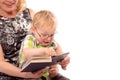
[23,67,48,79]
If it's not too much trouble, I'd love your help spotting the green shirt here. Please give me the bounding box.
[18,33,57,79]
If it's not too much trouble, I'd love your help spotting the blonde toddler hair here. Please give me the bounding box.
[32,10,57,32]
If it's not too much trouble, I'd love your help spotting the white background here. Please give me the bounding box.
[26,0,120,80]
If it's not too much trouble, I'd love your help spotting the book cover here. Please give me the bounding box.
[21,52,69,72]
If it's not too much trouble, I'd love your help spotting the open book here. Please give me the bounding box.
[21,52,69,72]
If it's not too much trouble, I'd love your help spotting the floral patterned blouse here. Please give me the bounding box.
[0,8,32,66]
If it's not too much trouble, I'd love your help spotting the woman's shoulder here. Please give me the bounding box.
[27,8,35,19]
[20,8,35,20]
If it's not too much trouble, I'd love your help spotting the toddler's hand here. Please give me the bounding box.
[48,64,58,78]
[59,56,70,70]
[44,47,56,56]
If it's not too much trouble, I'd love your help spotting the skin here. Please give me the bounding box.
[0,0,46,79]
[0,0,18,17]
[0,0,70,78]
[23,25,70,78]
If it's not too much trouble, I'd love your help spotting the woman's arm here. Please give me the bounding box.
[0,44,24,77]
[0,44,47,78]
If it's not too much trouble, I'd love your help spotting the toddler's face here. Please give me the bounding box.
[36,29,56,46]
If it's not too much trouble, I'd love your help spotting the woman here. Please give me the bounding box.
[0,0,47,79]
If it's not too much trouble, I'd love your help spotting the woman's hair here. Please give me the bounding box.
[32,10,57,31]
[17,0,26,12]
